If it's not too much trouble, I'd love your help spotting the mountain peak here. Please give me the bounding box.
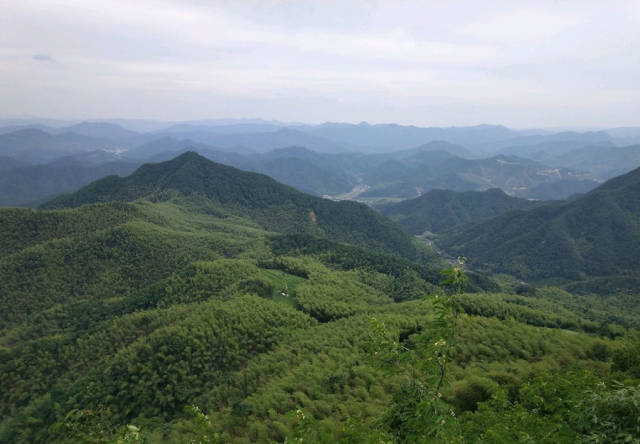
[171,150,207,163]
[439,165,640,287]
[42,151,293,209]
[41,152,416,257]
[382,187,538,235]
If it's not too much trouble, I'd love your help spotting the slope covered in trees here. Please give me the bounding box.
[1,149,639,444]
[380,188,541,235]
[43,152,417,257]
[439,166,640,291]
[1,194,637,442]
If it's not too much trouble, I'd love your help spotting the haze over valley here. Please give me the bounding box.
[2,118,639,207]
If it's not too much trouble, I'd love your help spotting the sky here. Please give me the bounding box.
[1,0,639,127]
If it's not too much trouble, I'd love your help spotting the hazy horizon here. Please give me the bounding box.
[2,0,639,127]
[0,115,634,133]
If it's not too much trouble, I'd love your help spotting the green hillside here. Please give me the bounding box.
[1,153,639,443]
[439,167,640,291]
[380,188,541,235]
[43,152,416,258]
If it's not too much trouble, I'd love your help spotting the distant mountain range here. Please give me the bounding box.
[0,128,116,163]
[0,160,139,207]
[296,122,518,152]
[2,118,636,156]
[2,119,639,207]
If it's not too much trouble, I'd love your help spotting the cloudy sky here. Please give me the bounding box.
[1,0,639,127]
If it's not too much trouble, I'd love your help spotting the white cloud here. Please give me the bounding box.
[0,0,638,126]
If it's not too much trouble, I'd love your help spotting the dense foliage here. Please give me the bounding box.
[41,152,417,258]
[1,153,639,443]
[379,188,540,235]
[439,166,640,292]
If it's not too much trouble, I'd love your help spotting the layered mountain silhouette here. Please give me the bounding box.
[43,152,416,257]
[361,154,597,199]
[3,120,638,207]
[0,128,115,163]
[548,144,640,180]
[439,167,640,291]
[0,161,139,207]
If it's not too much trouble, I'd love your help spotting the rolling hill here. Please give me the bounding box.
[439,166,640,292]
[380,188,541,235]
[43,152,416,257]
[1,144,639,444]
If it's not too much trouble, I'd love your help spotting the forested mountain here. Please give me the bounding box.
[380,188,542,235]
[1,146,640,443]
[43,152,416,257]
[3,0,640,436]
[2,153,639,443]
[139,146,358,196]
[439,166,640,292]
